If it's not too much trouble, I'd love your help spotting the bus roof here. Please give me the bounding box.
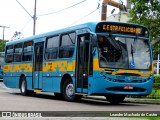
[6,21,148,46]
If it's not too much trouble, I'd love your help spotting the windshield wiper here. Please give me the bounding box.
[130,44,135,68]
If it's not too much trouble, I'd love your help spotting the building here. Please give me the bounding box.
[107,12,130,22]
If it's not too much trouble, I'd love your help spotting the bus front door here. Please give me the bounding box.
[76,34,92,93]
[33,42,44,90]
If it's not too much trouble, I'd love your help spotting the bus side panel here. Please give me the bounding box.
[4,76,19,88]
[26,76,33,90]
[42,76,61,92]
[88,77,93,95]
[52,77,61,92]
[42,77,53,92]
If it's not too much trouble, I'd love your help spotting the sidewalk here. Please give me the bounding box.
[84,96,160,104]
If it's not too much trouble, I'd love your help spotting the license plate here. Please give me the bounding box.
[124,85,134,90]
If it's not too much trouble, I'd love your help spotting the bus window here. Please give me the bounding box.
[14,43,23,62]
[59,32,75,58]
[6,45,13,63]
[45,36,59,60]
[23,41,33,61]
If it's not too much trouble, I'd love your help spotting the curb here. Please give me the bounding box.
[84,96,160,105]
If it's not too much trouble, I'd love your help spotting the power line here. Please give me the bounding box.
[16,0,33,18]
[16,0,37,35]
[19,18,32,32]
[37,0,87,16]
[69,5,102,26]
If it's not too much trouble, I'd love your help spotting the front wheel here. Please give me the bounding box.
[105,94,126,104]
[63,79,82,102]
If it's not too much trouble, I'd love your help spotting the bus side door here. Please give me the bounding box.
[33,41,44,89]
[76,33,93,93]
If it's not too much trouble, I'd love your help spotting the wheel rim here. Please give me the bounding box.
[21,80,26,93]
[66,83,74,98]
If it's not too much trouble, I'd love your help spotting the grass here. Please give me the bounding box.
[146,88,160,99]
[125,99,160,104]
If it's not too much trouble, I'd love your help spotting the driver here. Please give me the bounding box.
[98,36,107,57]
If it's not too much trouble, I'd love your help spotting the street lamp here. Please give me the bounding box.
[0,26,10,51]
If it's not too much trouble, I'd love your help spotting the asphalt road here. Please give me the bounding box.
[0,81,160,118]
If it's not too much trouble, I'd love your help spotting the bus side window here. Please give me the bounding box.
[5,45,13,63]
[45,36,59,60]
[59,32,75,58]
[23,41,33,61]
[14,43,23,62]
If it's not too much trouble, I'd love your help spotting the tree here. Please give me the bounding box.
[0,39,8,52]
[128,0,160,56]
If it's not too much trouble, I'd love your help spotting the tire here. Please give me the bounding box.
[20,76,28,96]
[20,76,35,96]
[105,94,126,104]
[62,79,82,102]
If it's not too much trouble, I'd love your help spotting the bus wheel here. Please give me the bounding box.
[20,77,28,96]
[62,79,81,102]
[105,95,126,104]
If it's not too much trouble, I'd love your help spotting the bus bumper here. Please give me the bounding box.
[89,75,154,96]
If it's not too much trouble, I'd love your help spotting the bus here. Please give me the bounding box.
[0,52,4,80]
[3,21,154,104]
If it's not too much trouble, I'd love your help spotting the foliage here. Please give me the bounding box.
[144,75,160,99]
[146,88,160,99]
[154,75,160,83]
[0,39,8,52]
[128,0,160,56]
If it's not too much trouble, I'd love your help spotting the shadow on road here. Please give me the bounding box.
[9,92,143,107]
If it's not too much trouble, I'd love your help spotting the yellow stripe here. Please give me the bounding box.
[4,60,76,73]
[34,89,42,92]
[4,63,33,72]
[43,60,76,72]
[93,58,153,76]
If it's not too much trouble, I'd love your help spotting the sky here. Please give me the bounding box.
[0,0,126,40]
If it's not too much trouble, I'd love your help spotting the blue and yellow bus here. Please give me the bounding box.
[3,21,154,104]
[0,52,4,80]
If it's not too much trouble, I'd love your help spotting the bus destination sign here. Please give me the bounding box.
[102,24,141,34]
[96,22,148,37]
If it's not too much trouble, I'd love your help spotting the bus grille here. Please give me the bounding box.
[107,77,151,83]
[106,87,146,92]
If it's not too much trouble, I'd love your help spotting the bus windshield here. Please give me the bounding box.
[98,35,151,70]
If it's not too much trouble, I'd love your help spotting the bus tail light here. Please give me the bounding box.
[83,74,88,77]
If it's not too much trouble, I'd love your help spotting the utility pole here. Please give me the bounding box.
[16,0,37,35]
[101,0,127,20]
[33,0,37,35]
[0,26,10,51]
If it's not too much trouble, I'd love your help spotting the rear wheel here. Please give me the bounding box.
[105,94,126,104]
[63,79,82,102]
[20,77,28,96]
[20,76,35,96]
